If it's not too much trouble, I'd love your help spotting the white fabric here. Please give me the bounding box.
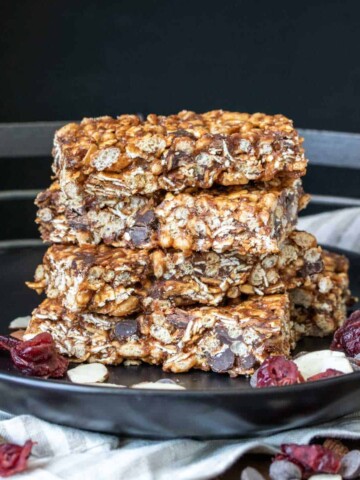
[298,207,360,253]
[1,207,360,480]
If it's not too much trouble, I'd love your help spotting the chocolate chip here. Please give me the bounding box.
[340,450,360,479]
[236,353,256,370]
[241,466,266,480]
[113,319,138,340]
[166,151,191,171]
[129,226,150,246]
[215,326,233,345]
[269,460,302,480]
[208,348,235,373]
[134,209,156,227]
[129,209,157,245]
[170,129,195,139]
[148,282,163,299]
[167,310,193,329]
[300,259,323,277]
[68,216,89,232]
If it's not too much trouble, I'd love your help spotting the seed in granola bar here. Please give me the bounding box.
[208,347,235,373]
[113,319,139,340]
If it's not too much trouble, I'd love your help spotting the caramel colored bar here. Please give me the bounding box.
[36,178,308,254]
[52,111,307,209]
[27,231,323,317]
[291,250,351,339]
[25,294,293,376]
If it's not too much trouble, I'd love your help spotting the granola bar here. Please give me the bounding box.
[156,178,308,253]
[52,111,307,209]
[36,178,308,254]
[291,250,351,339]
[35,181,160,248]
[27,231,323,316]
[25,294,293,376]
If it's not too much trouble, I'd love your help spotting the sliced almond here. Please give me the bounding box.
[67,363,109,384]
[86,383,125,388]
[10,330,25,341]
[294,350,353,380]
[9,316,31,330]
[308,475,342,480]
[131,381,185,390]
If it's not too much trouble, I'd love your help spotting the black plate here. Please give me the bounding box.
[0,245,359,439]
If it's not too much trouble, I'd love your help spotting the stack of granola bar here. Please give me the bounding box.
[25,111,351,376]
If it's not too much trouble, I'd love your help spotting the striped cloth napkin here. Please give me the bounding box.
[1,207,359,480]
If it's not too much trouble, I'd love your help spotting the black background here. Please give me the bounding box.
[1,0,360,132]
[0,0,359,241]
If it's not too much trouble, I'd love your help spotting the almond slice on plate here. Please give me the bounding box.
[10,330,25,341]
[131,381,185,390]
[86,383,126,388]
[9,316,31,330]
[308,475,342,480]
[67,363,109,384]
[293,350,353,380]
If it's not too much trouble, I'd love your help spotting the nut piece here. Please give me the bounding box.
[131,381,185,390]
[241,466,266,480]
[86,383,126,388]
[308,475,342,479]
[9,316,31,330]
[269,460,302,480]
[293,350,353,380]
[67,363,109,384]
[340,450,360,479]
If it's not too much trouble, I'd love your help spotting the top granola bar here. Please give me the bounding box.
[52,110,307,204]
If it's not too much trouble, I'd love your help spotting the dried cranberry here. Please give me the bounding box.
[0,440,34,477]
[307,369,344,382]
[256,356,304,388]
[331,310,360,357]
[0,333,68,378]
[277,443,341,475]
[0,336,21,351]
